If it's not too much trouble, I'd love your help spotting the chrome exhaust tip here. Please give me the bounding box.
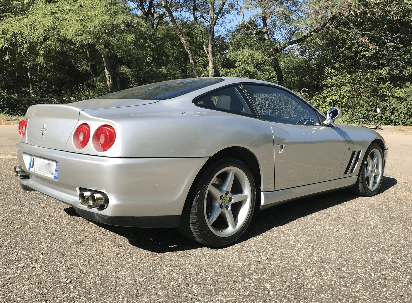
[14,166,29,179]
[78,188,109,210]
[90,193,108,209]
[79,191,93,205]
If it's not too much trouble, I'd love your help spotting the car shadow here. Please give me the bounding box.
[63,210,202,253]
[64,207,81,217]
[381,176,398,191]
[241,175,397,243]
[63,176,397,253]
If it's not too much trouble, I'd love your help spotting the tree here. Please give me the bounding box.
[221,20,277,81]
[130,0,166,27]
[161,0,200,77]
[160,0,234,77]
[55,0,137,92]
[0,0,143,114]
[199,0,228,77]
[235,0,330,86]
[306,0,412,124]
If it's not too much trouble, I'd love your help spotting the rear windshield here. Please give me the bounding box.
[99,78,224,100]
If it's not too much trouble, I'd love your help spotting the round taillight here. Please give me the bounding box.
[92,125,116,152]
[18,120,28,137]
[73,123,90,149]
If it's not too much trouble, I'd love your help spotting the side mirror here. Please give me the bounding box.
[323,107,342,126]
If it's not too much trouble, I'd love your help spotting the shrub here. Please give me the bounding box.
[308,69,412,125]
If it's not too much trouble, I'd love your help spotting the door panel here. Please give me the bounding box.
[241,84,350,191]
[272,124,349,190]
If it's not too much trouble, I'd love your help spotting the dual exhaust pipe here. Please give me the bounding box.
[78,188,109,210]
[14,166,109,210]
[14,166,29,179]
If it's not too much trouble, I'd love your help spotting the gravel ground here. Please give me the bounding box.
[1,129,412,302]
[0,125,18,158]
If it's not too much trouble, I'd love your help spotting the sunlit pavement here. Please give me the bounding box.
[1,125,411,302]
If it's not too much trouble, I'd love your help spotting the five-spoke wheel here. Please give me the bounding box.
[179,158,256,247]
[364,147,383,191]
[352,143,384,196]
[205,165,253,237]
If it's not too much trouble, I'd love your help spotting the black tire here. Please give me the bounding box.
[178,158,256,247]
[352,143,384,196]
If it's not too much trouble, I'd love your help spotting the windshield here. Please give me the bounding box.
[100,78,224,100]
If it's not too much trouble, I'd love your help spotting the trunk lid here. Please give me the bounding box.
[25,104,80,150]
[67,98,161,110]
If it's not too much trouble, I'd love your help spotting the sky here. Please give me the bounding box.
[128,0,256,37]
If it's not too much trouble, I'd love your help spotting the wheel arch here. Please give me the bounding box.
[370,138,387,164]
[182,146,262,217]
[371,138,385,150]
[351,138,386,196]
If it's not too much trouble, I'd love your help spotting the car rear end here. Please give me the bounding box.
[14,103,207,228]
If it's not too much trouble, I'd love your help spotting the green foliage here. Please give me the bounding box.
[220,21,278,82]
[0,0,204,115]
[296,0,412,125]
[309,69,412,125]
[0,0,138,114]
[0,0,411,126]
[221,48,277,82]
[281,50,324,93]
[383,83,412,126]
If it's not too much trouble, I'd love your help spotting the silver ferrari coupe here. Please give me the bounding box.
[14,77,387,247]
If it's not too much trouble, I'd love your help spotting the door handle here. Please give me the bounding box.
[278,144,286,153]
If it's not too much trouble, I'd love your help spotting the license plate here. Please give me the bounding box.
[23,154,59,180]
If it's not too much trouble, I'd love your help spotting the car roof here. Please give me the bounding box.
[68,77,296,111]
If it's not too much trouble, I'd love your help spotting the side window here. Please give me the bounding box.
[194,86,253,116]
[243,84,320,125]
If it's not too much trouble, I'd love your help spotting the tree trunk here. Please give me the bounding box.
[205,31,214,77]
[207,3,215,77]
[193,0,197,22]
[27,70,34,97]
[262,14,285,86]
[270,54,285,87]
[161,0,199,78]
[26,62,34,97]
[204,0,226,77]
[182,52,188,78]
[101,52,115,92]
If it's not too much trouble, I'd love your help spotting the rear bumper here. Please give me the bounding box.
[16,142,207,228]
[73,207,180,228]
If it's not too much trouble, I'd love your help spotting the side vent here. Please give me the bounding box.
[349,150,362,174]
[344,150,362,175]
[344,151,356,175]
